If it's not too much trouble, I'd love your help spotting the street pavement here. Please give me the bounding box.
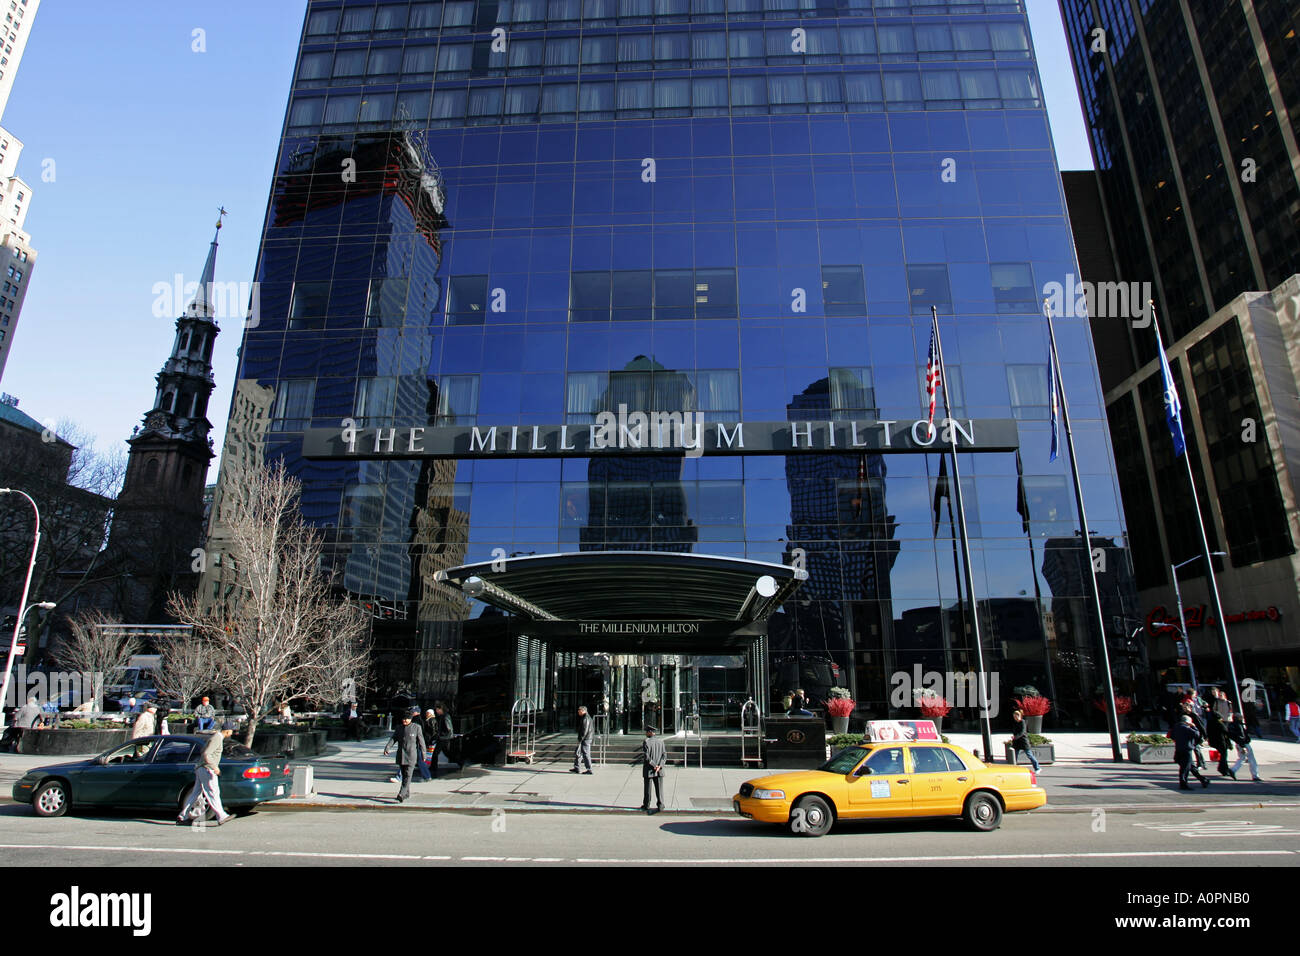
[0,802,1297,867]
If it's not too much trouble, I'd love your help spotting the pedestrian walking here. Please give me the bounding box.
[428,704,456,777]
[1225,714,1260,781]
[1009,709,1040,772]
[1171,715,1210,790]
[640,726,666,814]
[194,697,216,732]
[131,706,158,739]
[178,721,236,826]
[392,707,426,803]
[383,720,405,784]
[342,700,362,741]
[1285,699,1300,742]
[1204,700,1231,777]
[570,705,594,774]
[1178,697,1208,770]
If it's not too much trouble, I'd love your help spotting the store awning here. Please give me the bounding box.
[433,550,806,631]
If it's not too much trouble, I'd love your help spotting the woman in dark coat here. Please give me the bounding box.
[1203,706,1231,777]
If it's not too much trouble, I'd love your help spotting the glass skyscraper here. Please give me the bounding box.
[211,0,1141,735]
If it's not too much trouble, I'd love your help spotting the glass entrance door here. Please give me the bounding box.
[554,652,606,732]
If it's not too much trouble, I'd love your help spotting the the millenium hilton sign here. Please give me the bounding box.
[302,407,1020,459]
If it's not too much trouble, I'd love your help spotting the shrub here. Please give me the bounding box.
[919,697,952,718]
[828,733,863,748]
[1126,734,1173,745]
[826,686,853,700]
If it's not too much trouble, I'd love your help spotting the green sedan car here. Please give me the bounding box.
[11,734,293,818]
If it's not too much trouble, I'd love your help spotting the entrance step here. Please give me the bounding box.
[533,733,755,768]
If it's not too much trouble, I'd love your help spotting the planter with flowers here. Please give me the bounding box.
[825,687,855,735]
[1003,733,1055,766]
[916,693,952,736]
[1093,695,1134,731]
[1015,695,1052,735]
[1125,733,1175,764]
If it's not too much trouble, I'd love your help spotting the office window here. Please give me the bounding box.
[729,29,763,63]
[693,76,728,113]
[290,281,330,324]
[571,272,612,321]
[510,38,544,72]
[355,377,397,425]
[374,4,408,31]
[829,368,875,417]
[617,33,652,66]
[655,32,690,67]
[272,380,316,430]
[366,278,410,327]
[695,370,740,416]
[990,263,1035,311]
[340,7,374,33]
[430,89,468,125]
[443,1,475,29]
[305,9,339,35]
[692,31,726,65]
[342,484,386,529]
[581,34,615,68]
[612,271,653,320]
[448,275,489,324]
[1006,365,1049,418]
[617,78,652,115]
[580,81,615,115]
[566,371,608,421]
[907,264,951,314]
[730,75,767,112]
[654,270,694,319]
[409,2,441,29]
[541,82,578,118]
[366,47,401,78]
[546,36,580,72]
[435,375,480,424]
[504,84,540,121]
[550,0,582,22]
[438,44,472,75]
[296,52,332,83]
[332,50,366,78]
[467,87,503,124]
[768,75,806,112]
[695,268,737,318]
[845,72,883,109]
[822,266,867,317]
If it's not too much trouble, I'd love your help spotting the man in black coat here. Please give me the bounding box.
[428,704,456,777]
[640,726,666,814]
[1203,703,1231,777]
[1171,715,1210,790]
[389,707,426,803]
[570,705,594,774]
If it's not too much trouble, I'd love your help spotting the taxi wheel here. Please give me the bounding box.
[33,780,70,818]
[791,795,833,837]
[963,792,1003,831]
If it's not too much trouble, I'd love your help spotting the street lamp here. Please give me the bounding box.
[1170,552,1227,694]
[0,488,41,733]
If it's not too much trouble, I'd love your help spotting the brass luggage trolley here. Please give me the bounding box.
[507,696,538,764]
[740,697,763,767]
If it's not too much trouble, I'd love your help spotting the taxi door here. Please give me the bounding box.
[907,745,973,816]
[844,745,914,816]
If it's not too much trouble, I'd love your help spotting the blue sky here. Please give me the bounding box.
[3,0,1091,471]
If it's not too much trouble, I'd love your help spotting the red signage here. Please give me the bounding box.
[1147,605,1281,632]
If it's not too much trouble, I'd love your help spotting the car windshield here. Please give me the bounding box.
[819,747,867,774]
[223,742,257,760]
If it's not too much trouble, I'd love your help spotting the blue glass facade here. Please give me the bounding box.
[216,0,1142,731]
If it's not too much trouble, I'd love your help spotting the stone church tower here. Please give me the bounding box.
[109,216,223,621]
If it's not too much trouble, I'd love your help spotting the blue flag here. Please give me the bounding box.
[1048,342,1059,463]
[1158,340,1186,456]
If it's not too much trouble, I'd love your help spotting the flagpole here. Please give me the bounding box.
[930,307,993,761]
[1150,303,1242,715]
[1044,300,1122,761]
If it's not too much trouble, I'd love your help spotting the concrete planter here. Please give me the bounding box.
[20,728,131,756]
[831,715,850,735]
[251,729,327,758]
[1003,743,1054,765]
[1126,742,1175,764]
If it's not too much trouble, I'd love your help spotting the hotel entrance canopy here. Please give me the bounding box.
[434,551,807,651]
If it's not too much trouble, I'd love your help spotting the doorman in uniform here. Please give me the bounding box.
[640,726,666,814]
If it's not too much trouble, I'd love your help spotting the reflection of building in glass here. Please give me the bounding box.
[778,377,898,707]
[579,355,698,553]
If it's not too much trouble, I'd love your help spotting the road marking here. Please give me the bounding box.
[0,843,1292,864]
[1135,820,1300,838]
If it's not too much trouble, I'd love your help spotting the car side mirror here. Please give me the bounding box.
[854,766,872,776]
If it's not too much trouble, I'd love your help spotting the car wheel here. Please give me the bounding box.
[963,792,1003,831]
[32,780,69,818]
[790,795,833,837]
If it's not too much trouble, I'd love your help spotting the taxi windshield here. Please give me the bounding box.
[820,747,868,774]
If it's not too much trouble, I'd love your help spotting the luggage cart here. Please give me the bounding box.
[740,697,762,767]
[507,696,538,764]
[681,712,702,769]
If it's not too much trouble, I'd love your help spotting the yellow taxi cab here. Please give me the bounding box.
[732,720,1046,837]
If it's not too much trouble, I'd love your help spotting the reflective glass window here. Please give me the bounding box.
[840,26,877,58]
[408,3,441,29]
[829,367,875,416]
[730,76,767,112]
[332,50,366,78]
[580,81,615,114]
[355,377,396,425]
[990,263,1034,311]
[402,45,438,76]
[468,87,503,125]
[692,31,726,65]
[374,5,407,31]
[612,271,653,320]
[572,272,612,321]
[291,281,330,323]
[695,268,737,318]
[546,36,580,72]
[655,32,690,66]
[305,9,338,36]
[448,275,489,324]
[541,82,578,117]
[431,89,468,125]
[435,375,481,424]
[509,39,544,72]
[438,44,472,75]
[618,34,652,66]
[822,265,866,316]
[581,35,616,68]
[297,52,332,83]
[907,264,951,313]
[272,379,316,430]
[693,76,728,113]
[566,371,608,420]
[655,270,694,319]
[1006,365,1049,417]
[340,7,374,34]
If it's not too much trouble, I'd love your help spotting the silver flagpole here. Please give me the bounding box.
[1044,300,1122,761]
[930,307,993,761]
[1150,303,1242,715]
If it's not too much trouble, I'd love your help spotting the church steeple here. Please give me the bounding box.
[131,212,224,453]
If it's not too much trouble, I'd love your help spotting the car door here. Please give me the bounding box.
[908,745,972,815]
[844,745,914,816]
[78,739,158,806]
[138,739,198,806]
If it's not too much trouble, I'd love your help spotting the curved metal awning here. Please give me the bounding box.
[434,550,806,626]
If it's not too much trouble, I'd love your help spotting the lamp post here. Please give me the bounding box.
[1171,552,1227,694]
[0,488,40,733]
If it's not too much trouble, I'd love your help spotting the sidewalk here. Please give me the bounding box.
[3,732,1296,814]
[271,731,1300,813]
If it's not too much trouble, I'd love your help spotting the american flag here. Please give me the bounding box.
[925,325,940,430]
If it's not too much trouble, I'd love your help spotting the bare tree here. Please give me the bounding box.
[308,611,373,711]
[154,632,219,712]
[49,610,140,713]
[168,461,371,744]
